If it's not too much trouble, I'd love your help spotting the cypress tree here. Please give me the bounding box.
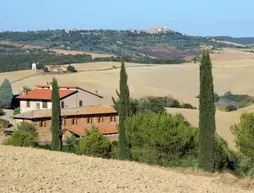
[114,62,131,160]
[199,50,216,172]
[0,78,13,109]
[51,78,62,150]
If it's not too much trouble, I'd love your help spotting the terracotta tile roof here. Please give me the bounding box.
[16,89,77,100]
[68,124,118,136]
[13,106,117,119]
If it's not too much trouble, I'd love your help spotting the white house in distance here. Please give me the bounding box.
[16,84,103,113]
[32,63,37,70]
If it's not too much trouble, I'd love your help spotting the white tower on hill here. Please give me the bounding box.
[32,63,37,70]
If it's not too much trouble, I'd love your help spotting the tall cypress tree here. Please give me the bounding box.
[0,78,13,109]
[51,78,62,150]
[199,50,216,172]
[114,62,131,160]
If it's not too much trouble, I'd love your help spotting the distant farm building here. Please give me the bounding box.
[32,63,37,70]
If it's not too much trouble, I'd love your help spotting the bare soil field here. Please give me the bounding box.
[0,145,253,193]
[0,49,254,147]
[138,45,200,59]
[52,48,114,59]
[211,39,246,48]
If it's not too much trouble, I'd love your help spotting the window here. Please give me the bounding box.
[87,117,92,124]
[39,121,43,127]
[113,116,116,122]
[36,103,40,110]
[43,121,46,127]
[98,117,101,123]
[61,101,64,109]
[101,117,104,122]
[27,101,30,107]
[42,101,48,108]
[72,119,75,125]
[79,100,83,107]
[110,116,113,122]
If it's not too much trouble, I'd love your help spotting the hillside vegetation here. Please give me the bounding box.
[1,29,254,73]
[0,145,253,193]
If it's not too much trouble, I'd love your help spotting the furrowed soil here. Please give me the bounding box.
[0,145,253,193]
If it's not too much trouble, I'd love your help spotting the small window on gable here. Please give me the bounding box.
[27,101,30,107]
[79,100,83,107]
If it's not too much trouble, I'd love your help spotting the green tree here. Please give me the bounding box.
[125,112,198,167]
[231,113,254,160]
[199,50,216,172]
[67,64,77,72]
[4,122,38,147]
[51,78,62,150]
[112,62,131,160]
[78,128,112,158]
[0,78,13,108]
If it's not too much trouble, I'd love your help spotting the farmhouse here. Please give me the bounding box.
[16,84,103,113]
[13,105,118,142]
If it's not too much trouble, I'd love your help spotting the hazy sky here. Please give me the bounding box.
[1,0,253,37]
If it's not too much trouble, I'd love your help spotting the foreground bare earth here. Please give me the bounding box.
[0,146,253,193]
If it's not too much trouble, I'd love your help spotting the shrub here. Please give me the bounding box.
[43,66,49,72]
[64,134,79,153]
[13,107,20,115]
[16,122,38,138]
[0,118,10,128]
[213,135,232,172]
[225,104,237,112]
[67,65,77,72]
[78,128,112,158]
[4,130,38,147]
[0,108,5,116]
[22,85,32,92]
[181,103,196,109]
[231,113,254,160]
[138,96,166,113]
[125,112,198,167]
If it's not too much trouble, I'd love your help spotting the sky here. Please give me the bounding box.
[1,0,254,37]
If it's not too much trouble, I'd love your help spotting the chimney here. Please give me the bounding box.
[22,90,27,95]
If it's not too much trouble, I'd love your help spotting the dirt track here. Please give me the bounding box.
[0,145,253,193]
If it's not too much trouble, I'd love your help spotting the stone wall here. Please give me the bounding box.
[30,114,118,142]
